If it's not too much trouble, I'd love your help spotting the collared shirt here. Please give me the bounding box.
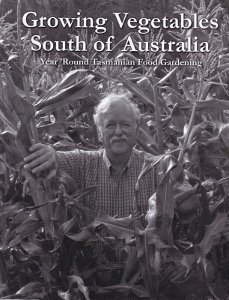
[57,148,157,218]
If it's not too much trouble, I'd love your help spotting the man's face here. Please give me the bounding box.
[100,100,138,160]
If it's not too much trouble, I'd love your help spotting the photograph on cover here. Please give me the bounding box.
[0,0,228,299]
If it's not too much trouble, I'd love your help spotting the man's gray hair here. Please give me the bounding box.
[93,93,141,132]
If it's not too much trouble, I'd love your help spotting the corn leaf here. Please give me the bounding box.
[198,212,227,256]
[67,95,100,121]
[21,240,46,256]
[166,247,191,275]
[94,210,141,239]
[194,213,227,300]
[155,66,178,86]
[120,75,155,108]
[0,202,24,218]
[26,174,52,223]
[71,185,98,200]
[67,210,141,242]
[5,64,35,123]
[34,69,88,105]
[182,77,198,103]
[36,81,98,115]
[171,104,187,133]
[102,284,149,298]
[7,54,25,78]
[37,121,72,136]
[68,275,90,300]
[16,123,33,157]
[155,155,183,245]
[51,216,77,252]
[0,131,23,163]
[54,191,67,226]
[55,170,78,195]
[15,282,52,298]
[196,99,229,114]
[135,227,159,299]
[53,69,88,91]
[64,193,96,220]
[35,74,95,110]
[8,222,44,248]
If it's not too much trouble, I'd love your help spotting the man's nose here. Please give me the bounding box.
[114,124,123,135]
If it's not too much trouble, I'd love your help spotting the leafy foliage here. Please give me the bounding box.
[0,0,228,299]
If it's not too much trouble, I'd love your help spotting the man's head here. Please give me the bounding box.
[94,94,141,161]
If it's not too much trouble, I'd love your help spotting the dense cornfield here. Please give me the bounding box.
[0,0,228,299]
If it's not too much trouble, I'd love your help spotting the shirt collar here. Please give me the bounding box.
[103,150,134,174]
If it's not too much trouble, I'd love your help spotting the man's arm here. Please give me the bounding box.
[24,143,83,185]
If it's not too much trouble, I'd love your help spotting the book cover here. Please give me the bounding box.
[0,0,228,299]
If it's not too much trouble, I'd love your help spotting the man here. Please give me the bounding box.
[24,93,156,218]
